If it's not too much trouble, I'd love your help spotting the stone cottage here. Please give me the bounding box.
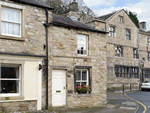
[85,9,140,91]
[0,0,53,112]
[44,14,108,108]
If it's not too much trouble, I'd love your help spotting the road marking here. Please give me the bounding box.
[147,106,150,108]
[124,91,147,113]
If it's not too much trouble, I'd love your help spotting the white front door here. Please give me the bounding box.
[52,70,66,106]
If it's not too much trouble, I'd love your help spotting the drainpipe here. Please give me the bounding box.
[43,8,51,110]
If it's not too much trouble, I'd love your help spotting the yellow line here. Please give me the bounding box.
[124,91,147,113]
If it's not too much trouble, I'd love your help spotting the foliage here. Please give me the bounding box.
[76,85,91,92]
[126,10,139,28]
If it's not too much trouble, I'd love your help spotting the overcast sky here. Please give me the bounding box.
[83,0,150,30]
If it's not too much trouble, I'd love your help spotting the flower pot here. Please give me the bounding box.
[77,90,87,94]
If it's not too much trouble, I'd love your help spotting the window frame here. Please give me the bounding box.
[0,1,25,39]
[115,45,124,57]
[75,69,89,87]
[126,29,131,40]
[77,34,88,56]
[109,26,115,37]
[118,16,123,23]
[0,63,22,97]
[133,48,139,59]
[148,38,150,46]
[148,52,150,61]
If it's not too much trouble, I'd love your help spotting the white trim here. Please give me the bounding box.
[0,99,37,103]
[37,61,42,110]
[0,1,25,10]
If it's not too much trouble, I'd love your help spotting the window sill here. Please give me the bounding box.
[76,55,90,59]
[0,96,24,101]
[74,93,92,97]
[0,35,25,41]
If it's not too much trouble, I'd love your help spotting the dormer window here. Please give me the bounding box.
[119,16,123,23]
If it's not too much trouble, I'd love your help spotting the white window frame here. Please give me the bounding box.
[109,26,116,37]
[0,63,22,97]
[118,16,123,23]
[115,45,123,57]
[1,6,22,37]
[77,34,88,56]
[148,37,150,46]
[76,69,89,86]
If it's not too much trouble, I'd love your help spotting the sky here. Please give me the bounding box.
[83,0,150,30]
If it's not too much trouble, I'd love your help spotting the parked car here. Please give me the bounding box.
[141,81,150,91]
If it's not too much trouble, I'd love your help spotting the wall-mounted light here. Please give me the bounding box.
[39,64,43,70]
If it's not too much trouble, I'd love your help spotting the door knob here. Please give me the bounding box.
[64,87,65,89]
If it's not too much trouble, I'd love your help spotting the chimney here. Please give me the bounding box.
[69,0,79,12]
[140,21,146,30]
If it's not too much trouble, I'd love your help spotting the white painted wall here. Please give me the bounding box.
[24,61,38,100]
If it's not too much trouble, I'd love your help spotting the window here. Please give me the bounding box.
[148,38,150,46]
[77,34,88,55]
[133,48,139,59]
[1,7,21,37]
[119,16,123,23]
[115,65,139,78]
[0,64,21,97]
[76,70,88,87]
[148,52,150,61]
[126,29,131,40]
[109,26,115,37]
[145,69,150,78]
[115,46,123,57]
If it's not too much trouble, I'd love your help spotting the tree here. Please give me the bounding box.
[126,10,139,28]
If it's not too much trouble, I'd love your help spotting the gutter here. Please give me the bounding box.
[43,8,52,110]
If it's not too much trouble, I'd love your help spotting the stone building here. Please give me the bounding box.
[0,0,53,112]
[139,22,150,82]
[85,9,141,91]
[44,14,108,108]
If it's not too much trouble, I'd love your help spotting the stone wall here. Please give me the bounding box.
[0,100,37,112]
[41,26,107,108]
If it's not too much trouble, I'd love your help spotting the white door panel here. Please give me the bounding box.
[52,70,66,106]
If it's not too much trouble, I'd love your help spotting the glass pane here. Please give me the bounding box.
[76,82,80,87]
[82,70,87,80]
[76,70,81,80]
[81,82,87,86]
[0,80,19,93]
[1,22,20,36]
[1,7,21,23]
[1,65,19,78]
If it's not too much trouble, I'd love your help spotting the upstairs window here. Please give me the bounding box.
[115,46,123,57]
[1,7,21,37]
[77,35,88,55]
[148,52,150,61]
[126,29,131,40]
[148,38,150,46]
[109,26,115,37]
[133,48,139,59]
[119,16,123,23]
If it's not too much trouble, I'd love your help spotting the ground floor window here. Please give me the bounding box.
[115,65,139,78]
[0,63,21,96]
[145,69,150,78]
[76,70,88,86]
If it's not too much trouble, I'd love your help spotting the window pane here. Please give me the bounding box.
[0,80,19,93]
[76,70,81,80]
[1,7,21,23]
[82,70,87,80]
[81,82,87,86]
[1,22,20,36]
[1,65,19,78]
[76,82,80,87]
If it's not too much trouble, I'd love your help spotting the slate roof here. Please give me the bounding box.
[10,0,53,10]
[139,29,150,35]
[96,12,116,21]
[52,15,107,34]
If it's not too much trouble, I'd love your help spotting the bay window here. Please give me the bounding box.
[0,64,21,97]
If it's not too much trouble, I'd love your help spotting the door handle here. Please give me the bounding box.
[64,87,65,89]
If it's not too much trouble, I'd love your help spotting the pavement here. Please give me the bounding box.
[55,91,139,113]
